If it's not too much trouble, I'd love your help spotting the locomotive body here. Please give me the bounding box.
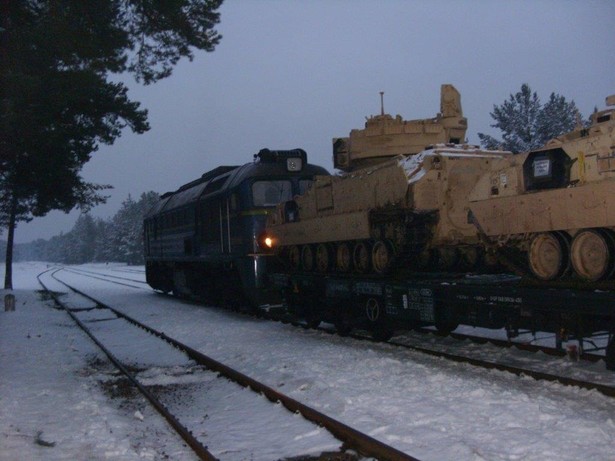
[469,94,615,282]
[144,148,328,306]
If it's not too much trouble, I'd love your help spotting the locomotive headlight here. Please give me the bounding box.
[257,231,276,252]
[286,157,303,172]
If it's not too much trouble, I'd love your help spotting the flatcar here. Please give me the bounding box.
[144,148,329,307]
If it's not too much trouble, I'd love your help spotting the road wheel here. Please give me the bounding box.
[528,232,569,280]
[301,245,315,272]
[371,240,395,274]
[571,229,614,281]
[353,241,372,273]
[436,247,459,271]
[315,243,333,273]
[287,246,301,270]
[336,242,352,272]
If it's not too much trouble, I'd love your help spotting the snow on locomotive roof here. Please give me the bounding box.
[145,148,326,219]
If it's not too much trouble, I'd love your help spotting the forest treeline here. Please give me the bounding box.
[2,192,159,265]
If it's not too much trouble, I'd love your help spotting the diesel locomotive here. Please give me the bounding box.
[144,148,328,307]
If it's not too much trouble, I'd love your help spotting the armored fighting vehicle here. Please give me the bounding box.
[266,85,513,274]
[469,94,615,282]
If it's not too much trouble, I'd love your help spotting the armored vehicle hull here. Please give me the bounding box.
[469,94,615,282]
[268,145,511,274]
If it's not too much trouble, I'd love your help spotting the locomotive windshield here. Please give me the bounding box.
[252,180,293,206]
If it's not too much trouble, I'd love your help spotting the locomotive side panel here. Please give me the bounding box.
[145,149,329,306]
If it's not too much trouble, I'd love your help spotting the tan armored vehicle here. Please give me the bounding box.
[268,144,512,274]
[333,84,468,171]
[469,93,615,282]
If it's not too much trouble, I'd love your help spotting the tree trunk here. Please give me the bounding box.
[3,197,17,290]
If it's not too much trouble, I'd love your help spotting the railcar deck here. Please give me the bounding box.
[270,272,615,369]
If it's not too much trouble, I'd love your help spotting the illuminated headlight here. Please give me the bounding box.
[287,157,303,172]
[257,232,276,252]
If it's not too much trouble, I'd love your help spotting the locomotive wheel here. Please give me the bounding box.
[353,241,372,273]
[315,243,333,273]
[570,229,615,281]
[287,246,301,270]
[528,232,569,281]
[371,240,395,274]
[301,245,315,271]
[336,242,352,272]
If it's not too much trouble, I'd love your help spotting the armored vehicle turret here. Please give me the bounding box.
[333,84,467,172]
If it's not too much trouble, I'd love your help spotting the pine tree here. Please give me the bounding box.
[478,84,581,153]
[1,0,223,288]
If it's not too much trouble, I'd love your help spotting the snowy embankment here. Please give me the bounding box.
[2,262,615,461]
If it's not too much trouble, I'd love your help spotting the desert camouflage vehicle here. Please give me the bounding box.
[469,94,615,282]
[267,85,513,274]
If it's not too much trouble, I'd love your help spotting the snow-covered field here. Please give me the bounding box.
[2,262,615,460]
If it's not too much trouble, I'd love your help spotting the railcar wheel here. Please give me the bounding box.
[528,232,569,281]
[334,314,353,336]
[315,243,333,273]
[336,242,353,273]
[353,241,372,273]
[570,229,615,281]
[287,246,301,270]
[371,240,395,274]
[606,337,615,371]
[365,297,393,341]
[301,245,315,272]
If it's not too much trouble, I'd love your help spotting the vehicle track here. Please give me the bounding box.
[38,268,419,461]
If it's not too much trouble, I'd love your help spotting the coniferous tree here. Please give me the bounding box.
[1,0,223,288]
[478,84,582,153]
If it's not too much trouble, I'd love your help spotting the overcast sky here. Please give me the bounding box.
[12,0,615,243]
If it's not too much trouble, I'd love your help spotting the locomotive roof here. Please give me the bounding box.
[144,150,328,219]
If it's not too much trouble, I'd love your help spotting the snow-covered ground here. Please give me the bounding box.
[2,262,615,461]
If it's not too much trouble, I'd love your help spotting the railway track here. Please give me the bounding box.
[385,332,615,398]
[61,266,149,288]
[38,268,419,461]
[61,265,615,398]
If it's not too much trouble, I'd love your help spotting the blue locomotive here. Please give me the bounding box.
[144,148,329,308]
